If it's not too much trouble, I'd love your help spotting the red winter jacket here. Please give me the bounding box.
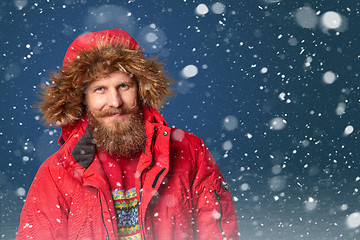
[17,107,239,240]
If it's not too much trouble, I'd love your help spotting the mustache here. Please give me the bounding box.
[91,105,139,118]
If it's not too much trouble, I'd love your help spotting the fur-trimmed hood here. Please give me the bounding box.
[39,29,174,126]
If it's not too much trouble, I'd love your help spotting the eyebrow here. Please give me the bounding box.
[88,80,134,90]
[88,83,104,90]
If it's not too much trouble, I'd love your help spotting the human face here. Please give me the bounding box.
[84,71,138,128]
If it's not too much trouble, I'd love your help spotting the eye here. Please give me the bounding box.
[94,87,104,92]
[119,84,130,90]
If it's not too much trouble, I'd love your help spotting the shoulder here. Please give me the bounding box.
[169,128,204,147]
[34,151,65,179]
[169,127,208,163]
[34,142,77,181]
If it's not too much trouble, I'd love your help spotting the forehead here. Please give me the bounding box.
[87,71,136,87]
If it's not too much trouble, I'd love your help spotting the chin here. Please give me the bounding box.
[104,117,129,128]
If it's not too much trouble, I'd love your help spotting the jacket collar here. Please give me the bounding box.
[71,127,95,169]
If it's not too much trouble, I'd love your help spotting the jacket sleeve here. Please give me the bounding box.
[191,142,239,240]
[16,162,69,240]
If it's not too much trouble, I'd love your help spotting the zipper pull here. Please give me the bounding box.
[221,181,230,192]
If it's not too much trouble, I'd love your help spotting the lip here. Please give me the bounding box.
[107,113,123,118]
[105,113,130,120]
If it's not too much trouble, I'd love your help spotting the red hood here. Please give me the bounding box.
[63,28,142,67]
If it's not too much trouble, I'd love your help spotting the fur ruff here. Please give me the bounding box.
[39,41,175,126]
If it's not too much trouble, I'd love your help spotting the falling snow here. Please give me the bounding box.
[181,64,199,79]
[195,4,209,16]
[1,1,359,239]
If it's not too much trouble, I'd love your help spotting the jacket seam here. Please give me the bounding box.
[97,189,110,240]
[75,217,88,240]
[45,165,70,215]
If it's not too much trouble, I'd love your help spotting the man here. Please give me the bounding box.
[17,29,239,240]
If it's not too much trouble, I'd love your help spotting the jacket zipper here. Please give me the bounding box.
[138,126,157,240]
[152,168,166,188]
[98,189,110,240]
[213,190,226,239]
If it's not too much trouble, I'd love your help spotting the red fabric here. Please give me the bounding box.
[62,29,142,67]
[17,107,239,240]
[98,151,139,191]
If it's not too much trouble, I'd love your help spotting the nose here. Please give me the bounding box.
[107,89,122,108]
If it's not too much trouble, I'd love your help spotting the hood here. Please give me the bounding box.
[38,29,175,127]
[62,29,141,67]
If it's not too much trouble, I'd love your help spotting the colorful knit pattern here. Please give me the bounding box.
[112,187,141,240]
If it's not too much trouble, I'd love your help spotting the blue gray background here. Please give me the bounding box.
[1,0,359,239]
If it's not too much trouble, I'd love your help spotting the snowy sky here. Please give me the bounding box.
[1,1,360,239]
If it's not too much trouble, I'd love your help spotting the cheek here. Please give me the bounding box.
[131,90,139,103]
[125,91,138,105]
[86,96,105,111]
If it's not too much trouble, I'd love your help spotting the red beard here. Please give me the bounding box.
[87,106,146,158]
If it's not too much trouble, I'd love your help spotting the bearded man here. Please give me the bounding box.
[17,29,239,240]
